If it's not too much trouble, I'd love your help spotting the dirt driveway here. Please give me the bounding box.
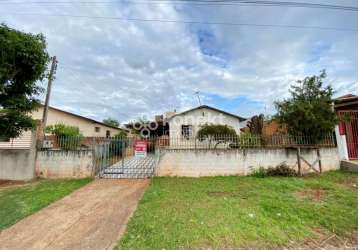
[0,179,149,250]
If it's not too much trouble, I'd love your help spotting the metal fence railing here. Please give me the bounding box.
[39,133,336,152]
[156,133,336,150]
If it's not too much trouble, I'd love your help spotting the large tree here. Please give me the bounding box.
[0,24,50,140]
[103,118,120,127]
[274,70,338,141]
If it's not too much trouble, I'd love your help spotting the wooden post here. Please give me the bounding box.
[297,147,302,176]
[317,148,322,173]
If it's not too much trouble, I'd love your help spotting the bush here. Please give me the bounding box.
[251,167,267,178]
[46,124,83,150]
[250,164,297,178]
[266,163,298,177]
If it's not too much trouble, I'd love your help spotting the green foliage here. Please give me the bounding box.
[109,131,128,157]
[0,24,50,139]
[229,132,261,149]
[274,70,338,142]
[46,123,82,137]
[247,114,264,135]
[114,131,127,138]
[46,124,83,150]
[197,124,237,149]
[250,167,267,178]
[103,118,120,127]
[197,124,237,139]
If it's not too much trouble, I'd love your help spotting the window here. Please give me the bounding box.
[181,125,193,138]
[106,130,111,138]
[95,127,100,133]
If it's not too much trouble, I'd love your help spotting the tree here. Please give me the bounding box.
[247,114,264,135]
[103,118,120,127]
[197,124,237,149]
[274,70,338,142]
[0,24,50,140]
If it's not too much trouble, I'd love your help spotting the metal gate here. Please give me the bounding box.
[339,111,358,160]
[93,137,157,178]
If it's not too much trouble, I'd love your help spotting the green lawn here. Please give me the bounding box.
[117,171,358,249]
[0,178,93,230]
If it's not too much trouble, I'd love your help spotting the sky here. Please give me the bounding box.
[1,0,358,124]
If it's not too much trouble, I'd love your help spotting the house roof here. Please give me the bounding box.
[41,105,127,131]
[334,94,358,108]
[168,105,246,122]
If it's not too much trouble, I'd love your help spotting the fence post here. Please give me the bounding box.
[121,140,125,168]
[317,148,322,173]
[297,147,302,176]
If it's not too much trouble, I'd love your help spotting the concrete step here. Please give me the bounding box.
[341,160,358,172]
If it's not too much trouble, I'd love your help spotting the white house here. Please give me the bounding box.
[167,105,246,139]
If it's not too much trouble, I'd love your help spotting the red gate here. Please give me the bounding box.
[339,111,358,160]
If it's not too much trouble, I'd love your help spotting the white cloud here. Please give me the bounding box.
[1,0,358,122]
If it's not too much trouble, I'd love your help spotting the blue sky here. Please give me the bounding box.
[1,0,358,123]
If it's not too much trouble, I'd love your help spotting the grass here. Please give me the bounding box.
[0,178,93,230]
[117,171,358,249]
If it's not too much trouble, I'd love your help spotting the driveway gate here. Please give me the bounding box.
[339,111,358,160]
[93,137,157,178]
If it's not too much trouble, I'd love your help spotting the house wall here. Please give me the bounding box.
[0,131,32,149]
[156,147,340,177]
[32,107,122,137]
[168,107,244,138]
[0,131,37,181]
[36,150,93,178]
[335,125,349,160]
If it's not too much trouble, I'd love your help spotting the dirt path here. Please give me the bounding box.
[0,179,149,250]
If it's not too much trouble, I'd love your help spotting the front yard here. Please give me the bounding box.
[117,171,358,249]
[0,178,93,230]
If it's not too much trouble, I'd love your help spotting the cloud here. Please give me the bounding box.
[1,0,358,123]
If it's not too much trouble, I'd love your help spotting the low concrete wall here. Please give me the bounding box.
[36,150,93,178]
[0,131,37,181]
[0,149,36,181]
[157,147,340,177]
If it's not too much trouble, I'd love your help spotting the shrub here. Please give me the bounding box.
[266,163,297,177]
[251,167,267,178]
[250,164,297,178]
[46,124,83,150]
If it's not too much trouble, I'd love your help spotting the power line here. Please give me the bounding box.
[1,12,358,32]
[1,0,358,12]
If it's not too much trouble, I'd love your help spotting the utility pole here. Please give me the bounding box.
[42,56,58,130]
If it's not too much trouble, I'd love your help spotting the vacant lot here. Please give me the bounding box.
[117,171,358,249]
[0,178,92,230]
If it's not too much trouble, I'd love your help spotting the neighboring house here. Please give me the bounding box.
[167,105,246,138]
[0,105,126,149]
[32,105,125,137]
[0,131,34,149]
[335,94,358,160]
